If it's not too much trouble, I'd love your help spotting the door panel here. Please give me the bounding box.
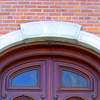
[0,58,99,100]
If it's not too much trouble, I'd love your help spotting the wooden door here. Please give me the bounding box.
[1,41,100,100]
[0,57,98,100]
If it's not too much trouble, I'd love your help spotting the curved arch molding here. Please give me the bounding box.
[0,21,100,53]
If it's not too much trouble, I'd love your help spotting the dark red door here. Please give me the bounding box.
[1,41,100,100]
[0,57,98,100]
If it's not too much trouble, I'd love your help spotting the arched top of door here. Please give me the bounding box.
[0,21,100,73]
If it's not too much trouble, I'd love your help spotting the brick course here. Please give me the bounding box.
[0,0,100,35]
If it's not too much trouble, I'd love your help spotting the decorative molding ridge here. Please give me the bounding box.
[0,21,100,53]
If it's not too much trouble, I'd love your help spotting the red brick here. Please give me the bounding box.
[75,6,86,9]
[37,13,48,16]
[62,13,74,16]
[16,20,28,23]
[87,21,99,23]
[27,16,32,19]
[63,0,74,1]
[95,24,100,27]
[85,17,91,20]
[66,17,71,20]
[37,5,48,8]
[79,17,84,20]
[11,12,23,15]
[46,17,52,20]
[14,16,19,19]
[80,2,92,5]
[59,16,65,20]
[74,20,86,24]
[31,2,42,4]
[43,9,55,12]
[93,3,100,5]
[17,9,28,12]
[43,2,54,5]
[12,5,24,8]
[88,0,99,1]
[40,16,45,20]
[88,27,99,31]
[51,0,62,1]
[0,31,9,34]
[69,9,80,12]
[55,2,67,5]
[56,9,67,12]
[82,24,94,27]
[18,2,30,4]
[81,27,87,31]
[76,0,87,2]
[0,28,3,30]
[4,27,16,30]
[52,16,58,20]
[30,9,41,12]
[75,13,87,16]
[94,32,100,34]
[0,2,4,4]
[3,20,15,23]
[87,6,99,9]
[5,9,16,12]
[24,13,35,15]
[91,17,97,20]
[50,6,61,8]
[72,17,78,20]
[2,5,11,8]
[20,16,26,19]
[7,16,13,19]
[81,10,93,13]
[98,17,100,20]
[68,2,79,5]
[0,12,10,15]
[10,24,19,27]
[5,2,17,4]
[94,10,100,13]
[88,13,100,16]
[0,24,9,27]
[49,13,61,16]
[25,5,36,8]
[33,16,39,19]
[0,16,7,19]
[62,6,74,9]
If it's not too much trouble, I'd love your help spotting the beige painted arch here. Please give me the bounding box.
[0,21,100,54]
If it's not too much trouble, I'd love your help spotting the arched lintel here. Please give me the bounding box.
[0,21,100,54]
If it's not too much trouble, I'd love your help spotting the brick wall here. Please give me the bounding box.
[0,0,100,36]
